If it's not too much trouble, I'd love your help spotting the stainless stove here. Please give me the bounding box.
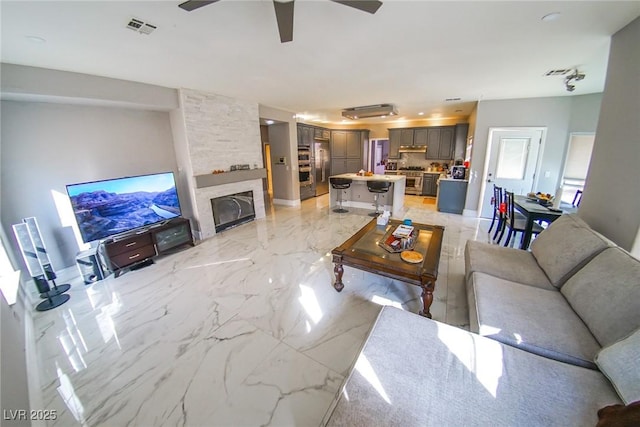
[397,167,424,195]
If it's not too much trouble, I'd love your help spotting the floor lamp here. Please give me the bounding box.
[23,217,72,296]
[12,222,70,311]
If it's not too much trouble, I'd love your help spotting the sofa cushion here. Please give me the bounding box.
[596,328,640,404]
[465,240,555,290]
[561,247,640,348]
[326,306,621,427]
[530,214,611,288]
[469,272,601,369]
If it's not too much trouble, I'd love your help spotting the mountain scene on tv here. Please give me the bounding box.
[70,185,180,242]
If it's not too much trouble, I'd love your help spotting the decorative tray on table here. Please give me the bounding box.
[380,224,419,253]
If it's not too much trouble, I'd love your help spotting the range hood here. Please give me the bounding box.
[342,104,398,120]
[398,145,427,153]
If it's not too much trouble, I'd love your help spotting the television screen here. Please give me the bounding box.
[66,172,181,243]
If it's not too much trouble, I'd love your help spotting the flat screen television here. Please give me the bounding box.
[66,172,182,243]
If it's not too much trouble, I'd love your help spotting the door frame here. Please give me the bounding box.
[477,127,547,217]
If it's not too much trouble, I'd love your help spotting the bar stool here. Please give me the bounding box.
[367,181,391,217]
[330,177,352,213]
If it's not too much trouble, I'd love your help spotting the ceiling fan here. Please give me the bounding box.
[178,0,383,43]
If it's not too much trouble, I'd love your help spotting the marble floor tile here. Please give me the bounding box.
[25,194,493,426]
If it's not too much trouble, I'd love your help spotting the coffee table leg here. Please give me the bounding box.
[332,254,344,292]
[419,278,435,318]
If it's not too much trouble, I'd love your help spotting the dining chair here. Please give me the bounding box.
[498,191,544,248]
[488,184,504,240]
[572,189,583,207]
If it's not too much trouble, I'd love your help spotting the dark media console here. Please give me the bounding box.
[103,217,194,277]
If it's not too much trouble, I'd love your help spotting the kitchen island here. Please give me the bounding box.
[436,177,468,214]
[329,173,406,216]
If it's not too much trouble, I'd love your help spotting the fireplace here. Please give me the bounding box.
[211,191,256,233]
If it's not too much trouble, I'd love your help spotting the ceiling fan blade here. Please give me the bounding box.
[273,0,295,43]
[178,0,220,12]
[330,0,382,14]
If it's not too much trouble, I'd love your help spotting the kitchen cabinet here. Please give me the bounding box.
[401,129,414,146]
[297,124,313,146]
[454,123,469,161]
[388,129,401,158]
[422,174,438,197]
[426,126,455,160]
[331,130,364,174]
[413,128,428,146]
[297,124,331,146]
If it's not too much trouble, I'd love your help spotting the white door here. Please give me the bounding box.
[479,128,543,218]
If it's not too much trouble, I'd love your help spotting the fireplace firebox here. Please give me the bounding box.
[211,191,256,233]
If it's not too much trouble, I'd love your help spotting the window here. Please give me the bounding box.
[496,138,529,180]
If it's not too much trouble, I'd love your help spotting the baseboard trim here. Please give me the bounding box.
[273,198,301,207]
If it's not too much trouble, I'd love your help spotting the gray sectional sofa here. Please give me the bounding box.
[325,215,640,426]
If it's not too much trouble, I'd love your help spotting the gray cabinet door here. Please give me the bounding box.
[346,131,361,158]
[454,123,469,161]
[388,129,401,158]
[426,128,441,159]
[331,131,347,157]
[401,129,414,146]
[414,128,428,146]
[331,158,347,176]
[423,174,438,196]
[346,158,362,173]
[438,127,455,159]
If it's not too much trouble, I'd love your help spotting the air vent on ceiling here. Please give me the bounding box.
[445,97,461,102]
[342,104,398,120]
[126,18,157,35]
[544,69,572,76]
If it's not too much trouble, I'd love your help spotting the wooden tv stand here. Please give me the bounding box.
[103,217,194,277]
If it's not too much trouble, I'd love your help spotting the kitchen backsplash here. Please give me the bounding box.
[392,152,453,170]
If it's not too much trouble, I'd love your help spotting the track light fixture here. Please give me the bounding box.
[565,69,585,92]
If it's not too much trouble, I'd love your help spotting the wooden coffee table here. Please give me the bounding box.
[331,218,445,318]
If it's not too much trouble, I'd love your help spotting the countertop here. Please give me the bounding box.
[439,177,469,182]
[332,173,405,182]
[384,170,445,175]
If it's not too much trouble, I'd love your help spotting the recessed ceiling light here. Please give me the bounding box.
[418,112,424,116]
[25,35,46,43]
[265,120,274,125]
[541,12,561,22]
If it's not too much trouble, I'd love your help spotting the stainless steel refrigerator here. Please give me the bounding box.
[314,141,330,196]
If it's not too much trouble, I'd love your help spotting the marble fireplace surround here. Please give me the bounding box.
[173,88,268,240]
[194,179,266,240]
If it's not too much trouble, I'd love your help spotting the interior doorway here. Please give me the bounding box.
[369,139,389,174]
[479,127,545,218]
[263,143,273,196]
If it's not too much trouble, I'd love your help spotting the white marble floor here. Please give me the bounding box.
[26,194,493,426]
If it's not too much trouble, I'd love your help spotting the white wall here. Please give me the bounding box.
[258,105,299,204]
[1,101,178,269]
[579,17,640,251]
[466,95,602,214]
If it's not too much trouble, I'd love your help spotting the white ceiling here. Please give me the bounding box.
[2,1,639,125]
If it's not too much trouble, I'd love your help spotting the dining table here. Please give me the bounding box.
[514,195,577,250]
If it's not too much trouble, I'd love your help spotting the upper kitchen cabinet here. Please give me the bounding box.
[331,130,366,174]
[388,129,401,158]
[314,127,330,140]
[331,130,348,157]
[454,123,469,161]
[297,124,313,146]
[413,128,428,146]
[297,124,331,146]
[401,129,414,146]
[426,126,455,160]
